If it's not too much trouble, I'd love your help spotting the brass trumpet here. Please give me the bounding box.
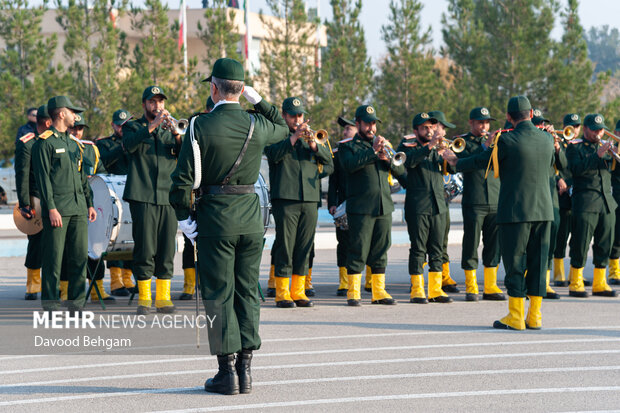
[371,132,406,166]
[440,137,466,153]
[302,128,329,145]
[549,125,576,142]
[160,112,189,135]
[594,131,620,163]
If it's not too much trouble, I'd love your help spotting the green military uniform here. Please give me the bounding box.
[96,134,130,175]
[566,114,617,297]
[170,59,289,360]
[456,96,554,330]
[609,121,620,285]
[339,105,405,306]
[32,96,93,311]
[396,112,455,304]
[264,97,333,308]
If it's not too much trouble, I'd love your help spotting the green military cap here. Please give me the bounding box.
[112,109,131,126]
[142,85,167,102]
[469,106,496,121]
[282,97,308,115]
[616,119,620,131]
[47,96,85,115]
[412,111,437,128]
[337,116,355,127]
[583,113,608,131]
[563,113,581,127]
[206,96,215,112]
[506,95,531,113]
[36,104,50,120]
[355,105,381,123]
[73,113,88,128]
[203,57,245,83]
[531,108,549,126]
[428,110,455,128]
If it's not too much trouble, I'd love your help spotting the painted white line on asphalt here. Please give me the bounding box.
[148,387,620,412]
[2,338,620,375]
[3,364,620,390]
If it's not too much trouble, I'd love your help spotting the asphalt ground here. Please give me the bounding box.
[1,221,620,412]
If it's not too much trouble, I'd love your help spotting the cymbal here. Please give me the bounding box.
[13,197,43,235]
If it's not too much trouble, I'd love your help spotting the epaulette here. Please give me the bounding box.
[81,140,95,145]
[339,138,353,144]
[19,132,35,143]
[38,130,53,140]
[571,139,583,144]
[402,142,418,147]
[403,134,417,140]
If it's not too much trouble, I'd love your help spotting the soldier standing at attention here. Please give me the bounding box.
[566,114,617,298]
[15,104,51,300]
[265,97,333,308]
[608,120,620,285]
[339,105,404,306]
[170,58,289,395]
[32,96,97,313]
[123,86,181,315]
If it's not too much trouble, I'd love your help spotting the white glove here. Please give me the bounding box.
[242,86,262,105]
[178,217,198,244]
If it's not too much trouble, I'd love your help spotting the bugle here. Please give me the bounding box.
[440,137,466,153]
[160,112,189,135]
[549,125,576,142]
[371,132,406,166]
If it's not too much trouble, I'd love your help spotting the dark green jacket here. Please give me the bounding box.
[566,139,617,214]
[456,120,554,224]
[81,140,107,176]
[396,137,455,216]
[122,115,180,205]
[96,134,130,175]
[327,145,348,208]
[549,142,568,210]
[14,132,39,207]
[32,127,93,217]
[170,100,289,237]
[264,133,333,202]
[612,161,620,206]
[339,134,405,216]
[455,132,500,207]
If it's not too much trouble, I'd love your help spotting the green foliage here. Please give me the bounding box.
[197,0,242,69]
[585,25,620,75]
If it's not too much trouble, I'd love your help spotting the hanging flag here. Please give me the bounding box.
[244,0,251,62]
[228,0,240,8]
[178,0,186,51]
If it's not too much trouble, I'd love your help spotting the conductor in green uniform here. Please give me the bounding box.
[32,96,97,312]
[264,97,333,308]
[445,95,555,330]
[123,86,181,315]
[170,58,289,395]
[339,105,404,306]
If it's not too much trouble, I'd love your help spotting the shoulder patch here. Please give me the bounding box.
[19,132,35,143]
[570,139,582,144]
[81,140,94,145]
[339,138,353,144]
[402,142,418,147]
[38,130,54,140]
[403,134,417,140]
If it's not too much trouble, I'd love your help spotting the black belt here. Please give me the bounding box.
[202,185,255,195]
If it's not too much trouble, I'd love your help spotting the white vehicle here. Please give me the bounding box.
[0,167,17,205]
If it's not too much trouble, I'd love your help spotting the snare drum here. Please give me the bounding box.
[254,172,271,233]
[88,175,133,260]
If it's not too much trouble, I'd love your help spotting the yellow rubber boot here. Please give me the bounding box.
[337,267,348,296]
[525,295,542,329]
[493,296,526,330]
[592,267,617,297]
[275,276,295,308]
[364,265,372,291]
[26,268,41,294]
[441,262,458,289]
[60,280,69,302]
[568,266,588,297]
[137,279,152,314]
[464,269,479,301]
[305,268,315,296]
[122,268,135,289]
[266,264,276,298]
[91,279,115,302]
[182,268,196,295]
[483,266,506,300]
[371,273,395,304]
[291,274,313,307]
[347,273,362,306]
[409,274,427,304]
[609,258,620,284]
[553,258,566,284]
[428,271,452,303]
[155,278,175,313]
[109,267,124,291]
[545,270,560,299]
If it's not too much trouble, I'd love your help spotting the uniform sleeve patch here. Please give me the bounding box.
[19,132,35,143]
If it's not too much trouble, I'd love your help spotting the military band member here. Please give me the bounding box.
[609,120,620,285]
[328,116,357,296]
[397,112,455,304]
[32,96,97,312]
[454,107,505,301]
[123,86,181,315]
[15,104,51,300]
[566,114,617,298]
[170,58,289,395]
[265,97,333,308]
[96,109,136,296]
[553,114,582,286]
[446,96,555,330]
[339,105,403,306]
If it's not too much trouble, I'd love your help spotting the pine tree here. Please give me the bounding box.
[197,0,242,69]
[375,0,444,142]
[311,0,373,141]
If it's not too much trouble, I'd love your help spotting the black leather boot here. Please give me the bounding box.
[235,350,253,394]
[205,354,239,395]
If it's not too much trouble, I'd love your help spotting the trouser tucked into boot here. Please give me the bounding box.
[409,274,427,304]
